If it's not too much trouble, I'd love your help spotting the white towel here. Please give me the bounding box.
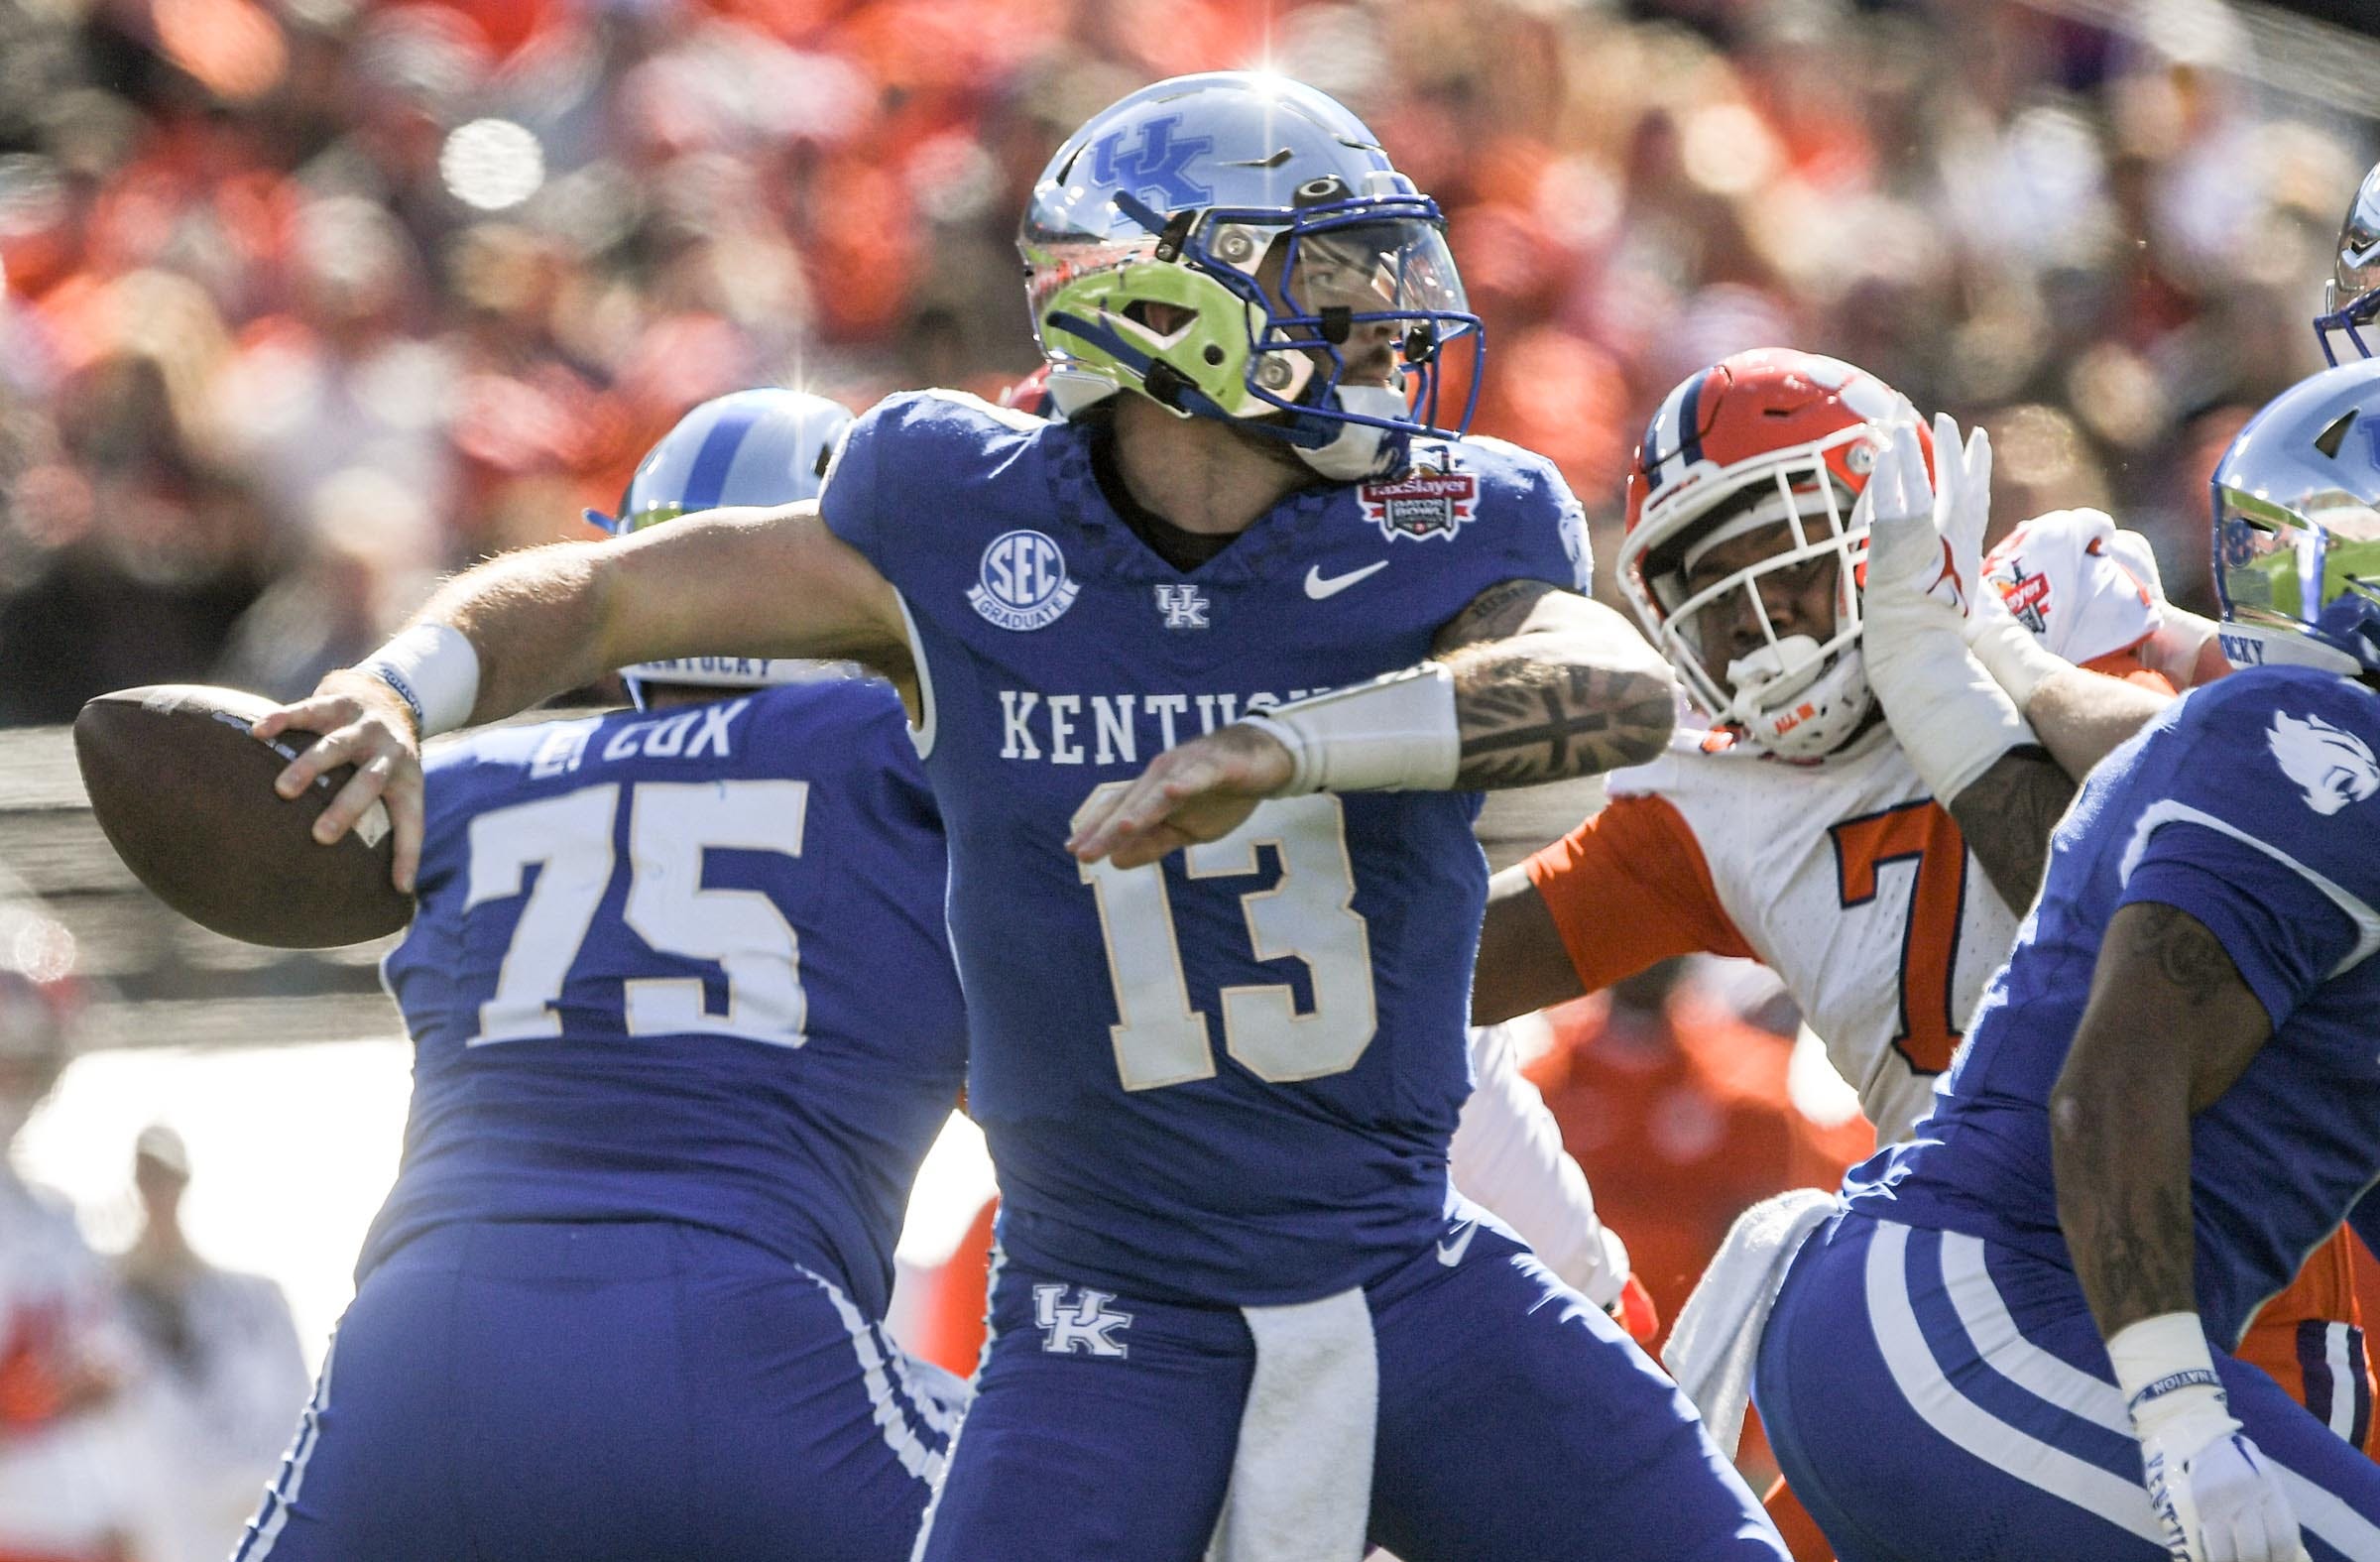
[1661,1188,1837,1458]
[1206,1286,1377,1562]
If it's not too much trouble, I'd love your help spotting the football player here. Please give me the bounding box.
[234,390,973,1562]
[254,71,1788,1562]
[1748,356,2380,1561]
[1472,350,2368,1454]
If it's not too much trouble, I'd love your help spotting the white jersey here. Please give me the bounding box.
[1524,509,2163,1143]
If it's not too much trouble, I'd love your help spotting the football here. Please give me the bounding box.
[72,684,414,948]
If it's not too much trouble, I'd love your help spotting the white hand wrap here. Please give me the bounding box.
[1238,662,1460,795]
[358,622,481,739]
[1860,417,2036,806]
[2111,1313,2309,1562]
[1964,577,2074,712]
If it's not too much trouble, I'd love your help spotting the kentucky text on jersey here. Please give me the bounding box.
[819,389,1592,1306]
[996,687,1331,765]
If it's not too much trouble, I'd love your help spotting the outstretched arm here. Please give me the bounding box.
[1067,579,1676,868]
[256,503,908,889]
[1430,579,1679,788]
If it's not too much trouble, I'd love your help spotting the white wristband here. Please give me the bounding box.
[2107,1312,2225,1428]
[358,622,481,739]
[1965,586,2074,713]
[1239,662,1460,794]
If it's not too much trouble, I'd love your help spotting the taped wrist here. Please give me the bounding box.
[1238,662,1460,795]
[2108,1312,2230,1436]
[357,623,481,739]
[1859,617,2034,805]
[1964,588,2073,712]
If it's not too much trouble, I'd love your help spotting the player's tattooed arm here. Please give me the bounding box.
[1944,748,2076,913]
[2051,901,2273,1336]
[1431,580,1678,788]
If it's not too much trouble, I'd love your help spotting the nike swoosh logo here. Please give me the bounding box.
[1304,560,1389,600]
[1437,1221,1479,1267]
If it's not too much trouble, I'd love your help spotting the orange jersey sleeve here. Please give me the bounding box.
[1521,790,1756,991]
[2077,648,2177,697]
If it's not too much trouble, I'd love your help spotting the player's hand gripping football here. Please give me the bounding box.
[2135,1381,2311,1562]
[252,669,428,893]
[1066,723,1296,869]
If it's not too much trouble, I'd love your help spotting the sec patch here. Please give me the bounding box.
[1359,470,1477,542]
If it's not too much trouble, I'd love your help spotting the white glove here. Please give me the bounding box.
[1858,414,2035,804]
[2113,1313,2311,1562]
[2135,1384,2309,1562]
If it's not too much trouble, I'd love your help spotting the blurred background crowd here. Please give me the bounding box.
[0,0,2376,1554]
[0,0,2372,722]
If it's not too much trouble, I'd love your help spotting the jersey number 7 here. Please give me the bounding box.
[1076,786,1378,1091]
[1828,799,1970,1075]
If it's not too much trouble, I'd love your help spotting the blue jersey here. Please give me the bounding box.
[820,390,1592,1305]
[367,681,966,1319]
[1847,664,2380,1346]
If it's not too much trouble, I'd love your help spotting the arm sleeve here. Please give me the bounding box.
[2119,823,2366,1031]
[1521,790,1756,990]
[1451,1021,1628,1305]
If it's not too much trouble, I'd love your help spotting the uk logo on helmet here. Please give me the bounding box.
[1089,115,1213,207]
[971,530,1080,632]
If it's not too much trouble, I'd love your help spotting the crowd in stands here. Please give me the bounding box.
[0,0,2367,722]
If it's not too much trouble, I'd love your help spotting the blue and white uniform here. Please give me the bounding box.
[237,681,970,1562]
[823,390,1778,1562]
[1755,664,2380,1561]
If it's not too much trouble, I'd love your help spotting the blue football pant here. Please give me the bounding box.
[1756,1211,2380,1562]
[915,1215,1787,1562]
[233,1221,962,1562]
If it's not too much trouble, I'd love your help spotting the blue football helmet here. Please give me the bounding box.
[2314,159,2380,365]
[587,388,854,708]
[1019,71,1482,481]
[2211,358,2380,678]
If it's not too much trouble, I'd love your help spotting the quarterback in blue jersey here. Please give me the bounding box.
[1751,359,2380,1562]
[257,71,1789,1562]
[236,391,971,1562]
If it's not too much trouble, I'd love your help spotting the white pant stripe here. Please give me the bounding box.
[1864,1222,2168,1545]
[235,1332,338,1562]
[799,1265,950,1488]
[2327,1323,2359,1443]
[2281,1468,2380,1561]
[1938,1232,2130,1436]
[907,1239,997,1562]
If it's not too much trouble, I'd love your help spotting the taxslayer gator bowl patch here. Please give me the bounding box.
[1359,470,1478,542]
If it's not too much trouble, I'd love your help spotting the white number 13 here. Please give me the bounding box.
[1076,787,1378,1091]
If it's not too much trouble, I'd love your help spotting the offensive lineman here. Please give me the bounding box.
[235,391,972,1562]
[1753,359,2380,1561]
[255,72,1787,1562]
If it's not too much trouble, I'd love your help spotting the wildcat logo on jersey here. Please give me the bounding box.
[2268,709,2380,816]
[1033,1284,1132,1358]
[971,530,1080,632]
[1360,468,1478,543]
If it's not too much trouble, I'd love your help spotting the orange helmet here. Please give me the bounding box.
[1619,349,1929,759]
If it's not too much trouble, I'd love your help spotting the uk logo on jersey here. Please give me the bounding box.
[2268,709,2380,816]
[1033,1284,1132,1358]
[1359,469,1478,542]
[971,530,1080,632]
[1153,582,1209,629]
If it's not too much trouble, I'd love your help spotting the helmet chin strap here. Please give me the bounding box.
[1290,385,1410,480]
